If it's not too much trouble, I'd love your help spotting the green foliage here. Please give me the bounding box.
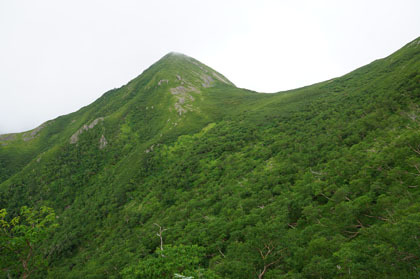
[121,244,219,279]
[0,37,419,278]
[0,206,58,278]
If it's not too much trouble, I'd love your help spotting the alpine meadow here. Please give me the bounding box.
[1,37,420,278]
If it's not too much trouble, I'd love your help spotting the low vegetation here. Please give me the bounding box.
[0,38,419,278]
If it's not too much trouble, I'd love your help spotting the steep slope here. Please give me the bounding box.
[0,53,256,184]
[1,37,420,278]
[0,52,266,277]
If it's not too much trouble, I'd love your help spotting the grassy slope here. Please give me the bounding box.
[0,37,420,278]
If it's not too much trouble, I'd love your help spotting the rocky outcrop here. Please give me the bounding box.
[201,74,214,88]
[0,133,17,145]
[212,72,231,85]
[99,134,108,149]
[22,121,51,141]
[158,79,169,86]
[0,133,17,141]
[70,117,104,144]
[170,86,197,115]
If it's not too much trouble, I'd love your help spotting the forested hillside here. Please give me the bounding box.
[1,37,420,278]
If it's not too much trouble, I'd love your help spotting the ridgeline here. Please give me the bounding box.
[1,37,420,278]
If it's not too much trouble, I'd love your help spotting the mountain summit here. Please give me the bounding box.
[141,51,235,89]
[1,37,420,278]
[135,52,235,116]
[0,52,248,183]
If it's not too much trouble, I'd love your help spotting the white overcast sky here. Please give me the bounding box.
[1,0,419,134]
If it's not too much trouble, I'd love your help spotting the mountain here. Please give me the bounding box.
[1,37,420,278]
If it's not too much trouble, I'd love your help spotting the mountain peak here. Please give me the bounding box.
[2,37,420,278]
[141,52,235,116]
[120,52,236,117]
[166,51,188,57]
[152,52,235,88]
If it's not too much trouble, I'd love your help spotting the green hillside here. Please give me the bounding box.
[1,37,420,278]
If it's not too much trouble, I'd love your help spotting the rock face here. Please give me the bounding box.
[0,133,17,145]
[0,121,52,145]
[99,134,108,149]
[70,117,104,144]
[158,79,169,86]
[170,86,197,115]
[155,53,235,119]
[212,72,231,84]
[0,134,17,141]
[201,74,214,88]
[22,121,51,141]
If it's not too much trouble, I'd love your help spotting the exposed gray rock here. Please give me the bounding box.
[409,39,420,47]
[170,86,197,115]
[22,122,50,141]
[170,86,198,95]
[190,60,208,73]
[70,117,104,144]
[88,118,104,129]
[0,121,52,144]
[99,134,108,149]
[0,133,17,142]
[158,79,169,86]
[145,144,154,153]
[70,129,83,144]
[212,72,230,85]
[201,74,214,88]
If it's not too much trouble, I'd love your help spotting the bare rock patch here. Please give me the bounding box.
[158,79,169,86]
[212,72,230,85]
[0,133,17,145]
[201,74,214,88]
[170,86,197,115]
[70,117,104,144]
[22,122,51,141]
[99,134,108,149]
[0,133,17,142]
